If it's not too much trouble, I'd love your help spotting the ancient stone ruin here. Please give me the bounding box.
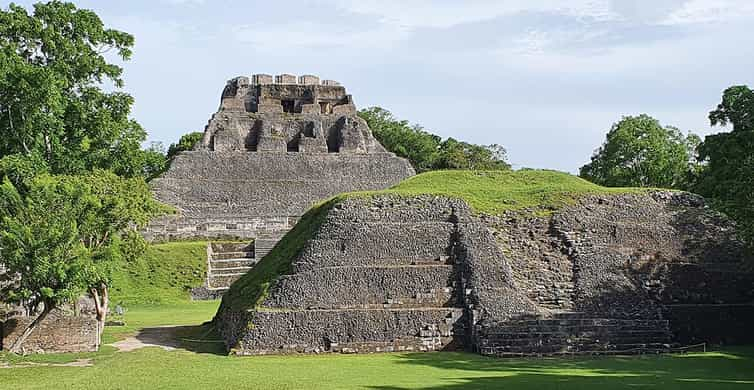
[0,297,99,354]
[215,192,754,356]
[147,74,415,294]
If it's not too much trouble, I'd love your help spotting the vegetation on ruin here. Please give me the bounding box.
[359,107,510,172]
[382,169,644,216]
[577,86,754,249]
[221,169,644,312]
[167,131,204,160]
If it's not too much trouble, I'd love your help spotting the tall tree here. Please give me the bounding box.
[0,1,154,178]
[694,86,754,245]
[0,170,165,352]
[580,114,699,189]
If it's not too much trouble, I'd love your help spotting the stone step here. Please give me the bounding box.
[210,266,253,275]
[208,273,247,289]
[293,257,453,271]
[481,334,672,346]
[211,242,253,253]
[212,251,254,260]
[482,342,673,354]
[483,329,671,340]
[485,324,669,334]
[482,344,675,357]
[492,318,669,326]
[210,258,257,269]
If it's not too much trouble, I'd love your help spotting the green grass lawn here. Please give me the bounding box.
[2,299,753,389]
[109,241,209,305]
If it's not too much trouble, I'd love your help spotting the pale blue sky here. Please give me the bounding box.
[9,0,754,172]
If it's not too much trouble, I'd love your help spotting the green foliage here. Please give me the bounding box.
[358,107,509,172]
[580,115,699,189]
[436,138,510,170]
[0,170,165,312]
[694,86,754,245]
[167,131,204,159]
[0,1,157,180]
[109,241,209,305]
[0,152,48,189]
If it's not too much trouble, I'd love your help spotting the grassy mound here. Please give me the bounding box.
[381,169,643,215]
[220,169,643,312]
[110,241,208,305]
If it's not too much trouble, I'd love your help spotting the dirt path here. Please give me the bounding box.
[110,326,182,352]
[0,358,93,369]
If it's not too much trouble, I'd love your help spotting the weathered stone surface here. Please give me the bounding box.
[147,75,414,243]
[216,191,754,356]
[1,310,98,354]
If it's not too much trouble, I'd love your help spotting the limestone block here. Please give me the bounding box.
[298,75,320,85]
[275,74,297,84]
[321,80,340,86]
[252,74,273,84]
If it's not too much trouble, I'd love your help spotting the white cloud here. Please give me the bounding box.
[162,0,206,5]
[319,0,617,29]
[232,21,409,50]
[660,0,754,25]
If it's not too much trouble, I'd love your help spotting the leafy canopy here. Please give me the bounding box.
[0,1,158,179]
[580,114,699,189]
[167,131,203,159]
[358,107,510,172]
[0,170,165,311]
[694,85,754,245]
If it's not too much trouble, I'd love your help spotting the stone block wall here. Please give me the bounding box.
[148,152,414,241]
[1,311,98,354]
[216,191,754,356]
[216,195,532,355]
[149,75,415,246]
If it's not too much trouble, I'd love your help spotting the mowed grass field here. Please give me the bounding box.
[2,301,754,390]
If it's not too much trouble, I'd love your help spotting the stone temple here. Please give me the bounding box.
[216,192,754,356]
[147,74,414,294]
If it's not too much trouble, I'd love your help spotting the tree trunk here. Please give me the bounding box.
[91,283,109,338]
[8,303,53,354]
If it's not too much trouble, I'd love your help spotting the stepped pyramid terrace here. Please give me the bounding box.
[215,171,754,356]
[147,74,415,296]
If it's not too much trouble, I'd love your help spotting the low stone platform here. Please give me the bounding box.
[477,313,673,357]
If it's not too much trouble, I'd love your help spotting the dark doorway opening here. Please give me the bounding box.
[282,99,295,113]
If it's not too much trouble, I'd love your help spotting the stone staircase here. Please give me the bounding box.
[477,312,674,357]
[252,238,279,260]
[191,242,257,300]
[207,242,256,290]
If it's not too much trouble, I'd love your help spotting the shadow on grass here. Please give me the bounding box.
[132,322,226,356]
[368,347,754,389]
